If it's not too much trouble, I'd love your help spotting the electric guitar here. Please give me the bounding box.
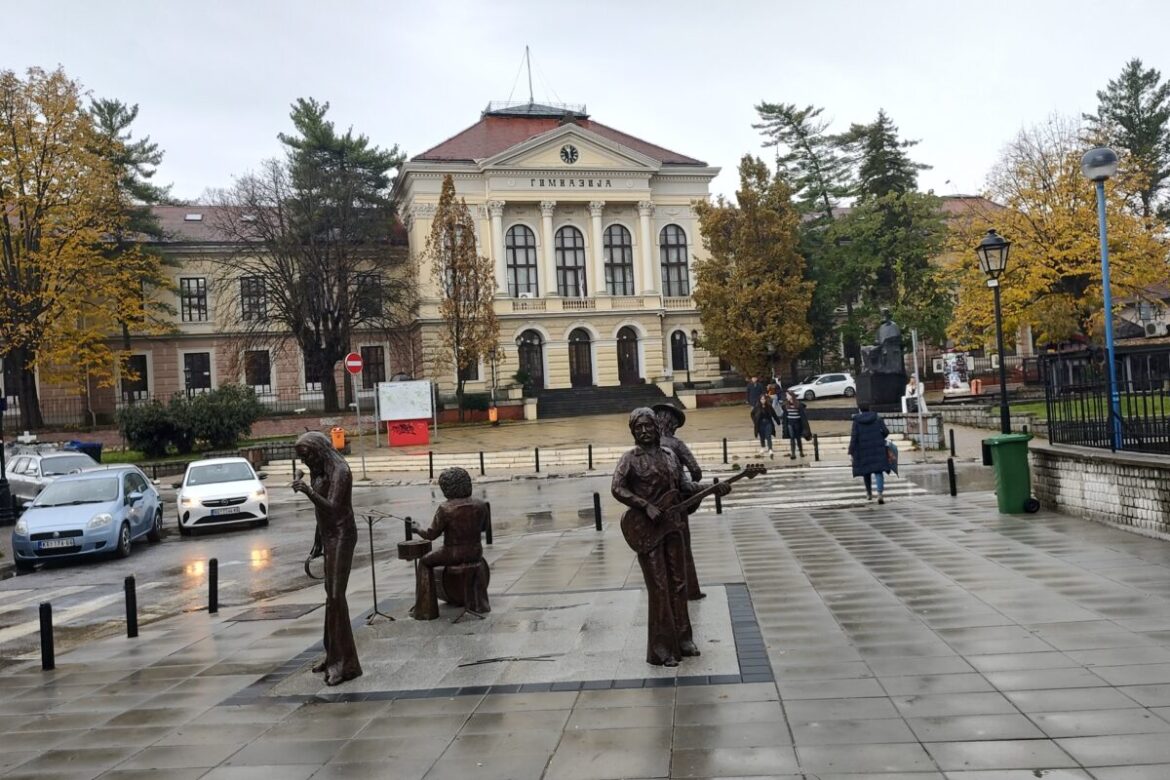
[620,463,766,554]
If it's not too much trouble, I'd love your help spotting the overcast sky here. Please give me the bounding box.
[10,0,1170,202]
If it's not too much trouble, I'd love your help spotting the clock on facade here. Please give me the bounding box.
[560,144,579,164]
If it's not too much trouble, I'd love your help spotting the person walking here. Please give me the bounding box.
[848,403,891,504]
[746,376,766,435]
[782,391,810,459]
[752,394,781,457]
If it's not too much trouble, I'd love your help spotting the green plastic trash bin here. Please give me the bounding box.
[986,432,1039,514]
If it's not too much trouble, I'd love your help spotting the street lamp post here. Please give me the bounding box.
[1082,146,1123,451]
[687,329,697,389]
[0,391,12,524]
[975,229,1012,434]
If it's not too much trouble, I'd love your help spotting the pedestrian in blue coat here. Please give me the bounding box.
[848,403,890,503]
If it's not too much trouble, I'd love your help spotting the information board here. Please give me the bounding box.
[376,380,433,421]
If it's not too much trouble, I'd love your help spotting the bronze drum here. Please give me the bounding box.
[397,539,432,561]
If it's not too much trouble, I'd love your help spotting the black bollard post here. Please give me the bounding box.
[947,457,957,497]
[1023,424,1029,434]
[714,477,723,515]
[124,576,138,639]
[39,602,54,671]
[428,451,434,480]
[535,447,540,473]
[479,451,485,476]
[588,444,593,471]
[593,492,602,531]
[813,434,820,462]
[722,438,728,464]
[949,428,956,458]
[404,517,413,541]
[484,502,493,545]
[292,458,296,479]
[152,464,158,480]
[209,558,218,614]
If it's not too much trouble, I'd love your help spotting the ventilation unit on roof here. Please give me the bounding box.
[1146,322,1168,337]
[184,213,203,222]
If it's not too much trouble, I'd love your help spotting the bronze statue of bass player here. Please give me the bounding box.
[612,407,764,666]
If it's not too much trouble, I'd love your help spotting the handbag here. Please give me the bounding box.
[885,440,899,475]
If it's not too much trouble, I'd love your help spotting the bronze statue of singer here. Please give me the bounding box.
[652,403,706,601]
[293,431,362,686]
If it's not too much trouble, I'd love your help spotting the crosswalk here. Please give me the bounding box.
[693,465,928,513]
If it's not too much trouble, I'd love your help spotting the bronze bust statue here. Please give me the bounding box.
[293,431,362,686]
[653,403,705,601]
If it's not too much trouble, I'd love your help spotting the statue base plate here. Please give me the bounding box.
[857,373,907,413]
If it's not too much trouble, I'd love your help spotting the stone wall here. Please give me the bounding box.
[938,405,1049,438]
[1031,441,1170,538]
[883,413,944,449]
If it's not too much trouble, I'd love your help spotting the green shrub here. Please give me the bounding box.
[117,401,174,458]
[197,384,265,448]
[166,396,198,454]
[460,392,491,412]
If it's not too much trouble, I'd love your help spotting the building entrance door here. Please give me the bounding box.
[568,328,593,388]
[517,330,545,391]
[617,326,640,385]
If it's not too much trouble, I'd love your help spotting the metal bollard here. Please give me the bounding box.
[292,458,296,479]
[813,434,820,462]
[722,438,728,464]
[535,447,540,473]
[588,444,593,471]
[209,558,218,614]
[39,602,54,671]
[1023,424,1029,434]
[949,428,956,458]
[479,451,485,476]
[714,477,723,515]
[151,464,158,480]
[125,576,138,638]
[593,492,602,531]
[947,457,957,497]
[428,451,434,480]
[484,502,493,545]
[404,517,413,541]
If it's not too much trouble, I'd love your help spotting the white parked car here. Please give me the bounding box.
[787,373,856,401]
[174,457,268,536]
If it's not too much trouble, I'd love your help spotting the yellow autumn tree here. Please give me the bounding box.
[693,156,814,376]
[0,67,169,428]
[947,116,1167,351]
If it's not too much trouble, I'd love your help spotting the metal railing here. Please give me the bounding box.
[1043,350,1170,453]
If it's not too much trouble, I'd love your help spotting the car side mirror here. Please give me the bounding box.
[171,482,182,489]
[127,491,144,506]
[257,472,268,481]
[21,500,32,510]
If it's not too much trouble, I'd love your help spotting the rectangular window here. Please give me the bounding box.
[121,355,149,401]
[360,346,385,390]
[179,277,208,322]
[240,276,267,321]
[354,273,382,319]
[244,350,272,394]
[458,360,480,382]
[183,352,212,394]
[304,354,324,393]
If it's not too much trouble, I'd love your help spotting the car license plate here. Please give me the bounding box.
[210,507,235,516]
[38,539,77,550]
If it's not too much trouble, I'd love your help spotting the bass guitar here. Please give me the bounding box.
[620,463,766,554]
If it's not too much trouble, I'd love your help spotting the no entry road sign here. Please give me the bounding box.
[344,352,363,375]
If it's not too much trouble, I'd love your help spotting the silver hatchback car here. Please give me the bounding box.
[5,448,101,506]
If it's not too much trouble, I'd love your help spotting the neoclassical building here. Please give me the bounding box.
[396,101,723,397]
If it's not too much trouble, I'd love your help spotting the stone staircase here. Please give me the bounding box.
[348,434,914,475]
[535,385,669,419]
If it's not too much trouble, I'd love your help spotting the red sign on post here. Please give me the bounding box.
[344,352,363,375]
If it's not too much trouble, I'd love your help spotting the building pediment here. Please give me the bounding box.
[479,125,662,174]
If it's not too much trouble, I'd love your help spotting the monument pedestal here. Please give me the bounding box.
[857,373,907,413]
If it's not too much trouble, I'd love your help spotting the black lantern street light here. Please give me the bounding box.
[687,329,698,388]
[975,229,1012,434]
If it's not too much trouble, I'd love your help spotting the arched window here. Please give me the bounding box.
[555,226,587,298]
[659,224,690,297]
[603,224,635,296]
[671,330,689,372]
[506,225,538,297]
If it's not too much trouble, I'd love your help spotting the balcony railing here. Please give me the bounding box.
[563,299,597,311]
[511,298,547,312]
[663,296,694,310]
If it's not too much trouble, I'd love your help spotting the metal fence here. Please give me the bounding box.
[1043,350,1170,453]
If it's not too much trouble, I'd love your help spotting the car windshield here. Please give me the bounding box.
[41,455,97,476]
[35,477,119,506]
[187,462,255,486]
[800,375,816,385]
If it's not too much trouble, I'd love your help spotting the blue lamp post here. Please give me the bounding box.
[1081,146,1123,450]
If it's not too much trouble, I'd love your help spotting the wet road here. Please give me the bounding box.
[0,462,979,662]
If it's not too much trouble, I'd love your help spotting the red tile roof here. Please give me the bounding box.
[412,115,706,166]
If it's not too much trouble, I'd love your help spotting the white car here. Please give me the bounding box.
[174,457,268,536]
[787,373,856,401]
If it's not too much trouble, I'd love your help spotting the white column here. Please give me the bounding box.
[540,200,557,297]
[638,200,656,294]
[488,200,506,296]
[589,201,606,296]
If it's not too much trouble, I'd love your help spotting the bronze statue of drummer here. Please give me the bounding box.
[410,467,491,618]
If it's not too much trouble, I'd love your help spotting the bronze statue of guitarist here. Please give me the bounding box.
[653,403,705,601]
[613,408,748,667]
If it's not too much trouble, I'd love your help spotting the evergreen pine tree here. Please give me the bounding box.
[838,109,929,200]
